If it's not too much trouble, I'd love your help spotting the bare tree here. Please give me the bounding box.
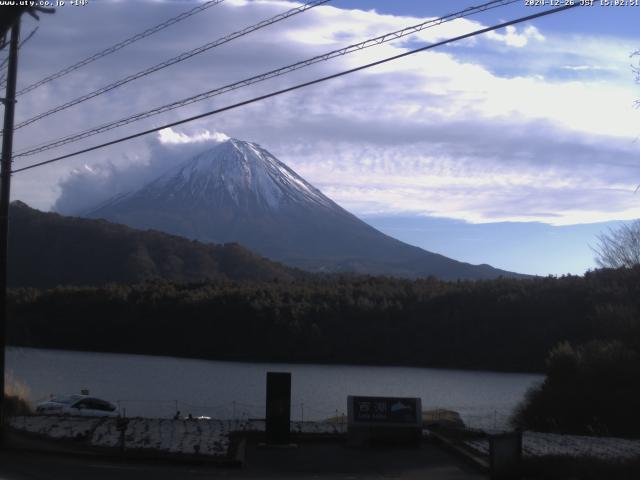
[593,220,640,268]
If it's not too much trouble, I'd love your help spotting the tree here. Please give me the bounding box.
[593,219,640,268]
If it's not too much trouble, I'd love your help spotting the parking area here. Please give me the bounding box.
[0,439,487,480]
[241,439,487,479]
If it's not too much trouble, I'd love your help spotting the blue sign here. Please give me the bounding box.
[349,396,421,425]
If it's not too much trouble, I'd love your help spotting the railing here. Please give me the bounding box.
[108,398,347,424]
[423,406,514,433]
[30,395,510,432]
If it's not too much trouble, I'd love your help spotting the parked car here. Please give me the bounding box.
[36,395,118,417]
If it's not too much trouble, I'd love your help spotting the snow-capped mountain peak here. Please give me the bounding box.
[146,138,335,212]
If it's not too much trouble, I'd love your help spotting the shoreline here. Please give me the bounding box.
[6,344,546,376]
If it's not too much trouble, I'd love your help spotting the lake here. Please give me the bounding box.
[6,347,543,429]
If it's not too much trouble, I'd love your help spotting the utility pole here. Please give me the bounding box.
[0,16,21,436]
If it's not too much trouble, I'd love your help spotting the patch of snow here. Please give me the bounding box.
[9,416,346,458]
[9,415,100,440]
[465,431,640,461]
[104,138,339,215]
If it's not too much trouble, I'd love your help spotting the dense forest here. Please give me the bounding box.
[8,201,301,287]
[7,266,640,374]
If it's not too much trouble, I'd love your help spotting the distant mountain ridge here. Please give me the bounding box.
[86,138,524,280]
[8,201,299,288]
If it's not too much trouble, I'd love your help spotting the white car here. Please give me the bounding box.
[36,395,119,417]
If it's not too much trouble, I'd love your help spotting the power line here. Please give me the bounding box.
[14,0,226,97]
[1,26,37,70]
[14,0,519,158]
[0,26,38,89]
[18,26,38,49]
[12,3,580,175]
[13,0,331,131]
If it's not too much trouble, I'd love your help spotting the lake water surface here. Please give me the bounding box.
[7,347,543,429]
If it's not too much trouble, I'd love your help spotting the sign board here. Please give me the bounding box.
[347,396,422,446]
[348,396,421,427]
[265,372,291,444]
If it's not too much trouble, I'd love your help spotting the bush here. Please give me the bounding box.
[511,340,640,437]
[3,394,31,417]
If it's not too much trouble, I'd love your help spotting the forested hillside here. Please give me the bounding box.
[8,267,640,373]
[8,201,300,287]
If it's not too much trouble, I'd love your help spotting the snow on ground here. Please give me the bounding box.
[13,415,637,461]
[102,418,237,456]
[9,415,101,440]
[465,431,640,461]
[8,416,346,458]
[10,416,252,457]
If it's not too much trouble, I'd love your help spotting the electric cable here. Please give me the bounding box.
[0,26,38,89]
[12,3,580,175]
[13,0,520,157]
[15,0,227,96]
[13,0,331,130]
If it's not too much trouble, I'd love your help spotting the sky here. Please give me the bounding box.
[4,0,640,276]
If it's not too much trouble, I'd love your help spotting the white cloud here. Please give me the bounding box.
[9,0,640,229]
[158,128,230,144]
[280,129,640,226]
[484,24,545,47]
[54,128,229,215]
[561,65,613,71]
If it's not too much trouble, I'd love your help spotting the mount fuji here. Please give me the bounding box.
[86,138,521,280]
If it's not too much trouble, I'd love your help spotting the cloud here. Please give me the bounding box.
[9,0,640,229]
[561,65,613,71]
[54,128,227,215]
[158,128,230,144]
[484,25,545,47]
[281,123,640,226]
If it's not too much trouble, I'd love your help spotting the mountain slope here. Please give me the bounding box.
[8,201,299,288]
[87,139,523,280]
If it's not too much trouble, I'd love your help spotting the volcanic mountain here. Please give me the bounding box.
[86,139,521,280]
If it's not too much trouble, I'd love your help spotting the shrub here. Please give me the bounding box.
[511,340,640,437]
